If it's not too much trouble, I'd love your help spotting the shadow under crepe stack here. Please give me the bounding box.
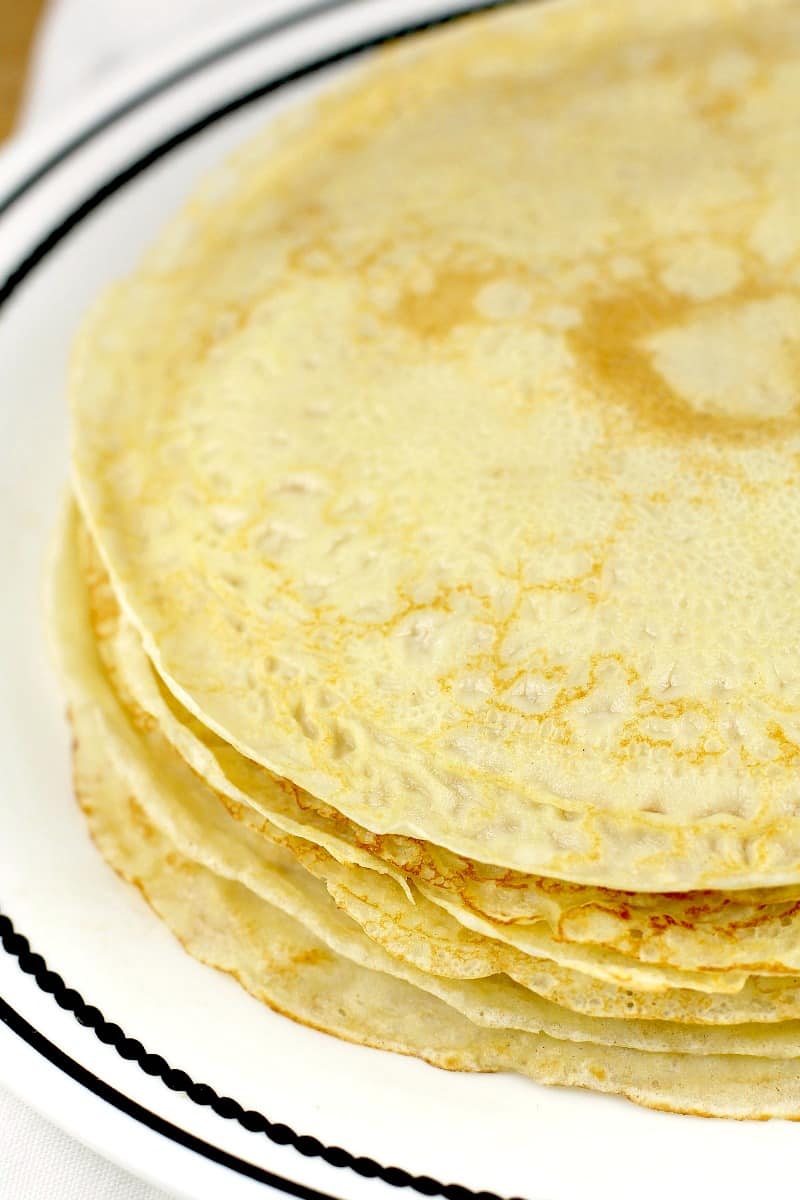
[52,0,800,1116]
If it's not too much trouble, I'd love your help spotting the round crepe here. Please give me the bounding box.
[80,520,800,984]
[72,509,745,997]
[73,743,800,1120]
[71,0,800,889]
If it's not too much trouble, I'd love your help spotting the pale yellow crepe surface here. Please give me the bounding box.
[81,521,800,983]
[71,0,800,888]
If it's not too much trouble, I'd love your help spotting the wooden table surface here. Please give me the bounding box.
[1,0,46,140]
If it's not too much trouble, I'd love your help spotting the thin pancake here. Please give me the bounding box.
[80,519,800,981]
[67,670,800,1118]
[72,0,800,889]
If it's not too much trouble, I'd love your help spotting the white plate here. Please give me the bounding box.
[1,3,799,1198]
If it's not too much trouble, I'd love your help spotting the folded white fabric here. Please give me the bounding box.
[0,1087,167,1200]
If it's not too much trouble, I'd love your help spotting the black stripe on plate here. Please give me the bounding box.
[0,977,343,1200]
[0,1,510,310]
[0,0,347,218]
[0,912,516,1200]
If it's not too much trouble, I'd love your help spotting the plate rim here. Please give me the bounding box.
[0,3,520,1199]
[0,0,342,218]
[0,915,341,1200]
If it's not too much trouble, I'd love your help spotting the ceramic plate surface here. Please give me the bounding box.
[2,3,798,1198]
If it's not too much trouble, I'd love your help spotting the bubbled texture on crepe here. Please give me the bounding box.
[80,521,800,984]
[53,507,800,1114]
[69,506,800,1031]
[76,513,749,997]
[71,0,800,888]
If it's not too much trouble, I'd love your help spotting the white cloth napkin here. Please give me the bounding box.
[0,1087,167,1200]
[2,4,278,1194]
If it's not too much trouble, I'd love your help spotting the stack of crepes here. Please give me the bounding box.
[52,0,800,1116]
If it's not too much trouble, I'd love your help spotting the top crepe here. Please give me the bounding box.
[71,0,800,890]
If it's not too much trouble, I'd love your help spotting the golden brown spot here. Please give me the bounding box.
[492,651,640,747]
[390,264,499,340]
[130,708,158,734]
[569,274,800,443]
[611,689,728,768]
[695,89,741,124]
[287,947,331,968]
[766,722,800,766]
[527,557,605,605]
[126,797,157,843]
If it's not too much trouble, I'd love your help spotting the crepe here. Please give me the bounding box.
[81,525,800,986]
[71,0,800,890]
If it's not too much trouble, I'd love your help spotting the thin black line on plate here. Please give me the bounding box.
[0,0,509,311]
[0,0,510,220]
[0,3,528,1198]
[0,914,519,1200]
[0,0,347,218]
[0,988,344,1200]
